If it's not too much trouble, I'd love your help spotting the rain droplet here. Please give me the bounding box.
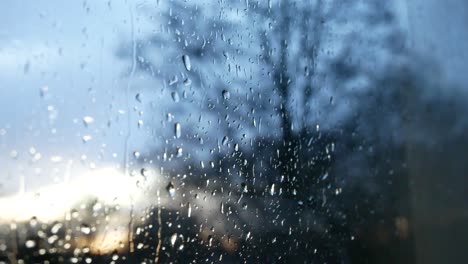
[83,116,94,126]
[222,136,228,146]
[187,203,192,218]
[176,147,183,157]
[133,151,140,158]
[25,240,36,248]
[82,135,92,143]
[171,91,180,102]
[92,202,102,212]
[183,78,192,86]
[80,224,91,235]
[182,55,191,71]
[241,182,248,193]
[270,184,275,196]
[167,182,175,198]
[171,233,177,247]
[29,217,38,227]
[40,86,49,98]
[169,75,178,85]
[135,93,142,103]
[174,123,181,138]
[321,173,328,180]
[51,223,63,234]
[141,168,150,177]
[222,89,230,100]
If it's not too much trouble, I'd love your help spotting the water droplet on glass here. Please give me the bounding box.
[133,151,140,158]
[141,168,150,177]
[82,135,92,143]
[83,116,94,126]
[187,203,192,218]
[51,223,63,234]
[240,182,247,193]
[135,93,142,103]
[174,123,181,138]
[92,202,102,212]
[182,55,191,71]
[222,89,230,100]
[270,184,275,196]
[167,182,176,198]
[166,113,174,122]
[25,240,36,248]
[40,86,49,98]
[169,75,178,85]
[171,233,177,247]
[321,173,329,180]
[183,78,192,86]
[80,224,91,235]
[171,91,180,102]
[222,136,228,145]
[29,217,38,227]
[176,147,183,157]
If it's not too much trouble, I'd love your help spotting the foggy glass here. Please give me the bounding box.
[1,0,468,263]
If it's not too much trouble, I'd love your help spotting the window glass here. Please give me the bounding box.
[1,0,468,263]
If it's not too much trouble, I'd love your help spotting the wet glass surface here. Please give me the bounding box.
[1,1,468,263]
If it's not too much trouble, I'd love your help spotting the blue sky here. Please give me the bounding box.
[0,0,150,194]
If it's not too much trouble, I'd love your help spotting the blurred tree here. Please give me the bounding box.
[117,0,413,262]
[118,0,404,191]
